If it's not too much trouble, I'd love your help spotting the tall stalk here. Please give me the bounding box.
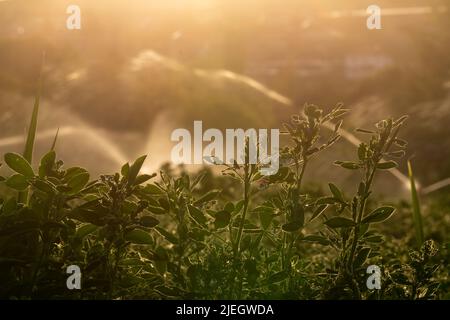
[19,54,45,204]
[234,164,251,257]
[336,116,408,299]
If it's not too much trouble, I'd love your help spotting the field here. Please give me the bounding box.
[0,99,448,300]
[0,0,449,301]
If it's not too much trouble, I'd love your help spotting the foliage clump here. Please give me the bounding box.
[0,104,446,300]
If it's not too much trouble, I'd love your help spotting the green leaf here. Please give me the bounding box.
[147,205,166,215]
[125,229,154,245]
[234,200,245,214]
[159,198,170,210]
[354,247,371,268]
[251,205,272,214]
[64,167,88,181]
[324,217,355,228]
[362,206,395,224]
[121,162,130,177]
[4,153,34,178]
[365,235,383,243]
[188,205,207,227]
[194,190,221,206]
[301,235,331,246]
[150,246,169,261]
[76,224,98,239]
[155,227,179,244]
[143,184,165,195]
[259,210,273,230]
[19,59,43,204]
[5,174,29,191]
[328,183,344,202]
[121,200,138,216]
[70,202,109,226]
[38,150,56,178]
[358,223,370,237]
[139,215,160,228]
[376,161,398,170]
[335,161,360,170]
[50,127,59,151]
[282,220,303,232]
[214,210,231,229]
[309,204,328,222]
[134,174,156,186]
[128,155,147,185]
[67,172,90,194]
[224,202,235,213]
[23,58,43,164]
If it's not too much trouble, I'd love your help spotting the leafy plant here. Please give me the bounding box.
[253,104,348,295]
[320,115,409,299]
[384,240,439,299]
[0,102,446,300]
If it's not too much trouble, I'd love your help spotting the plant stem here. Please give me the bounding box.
[347,166,376,299]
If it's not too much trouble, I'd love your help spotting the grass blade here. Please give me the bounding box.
[18,53,45,204]
[51,127,60,151]
[407,160,424,247]
[23,56,44,162]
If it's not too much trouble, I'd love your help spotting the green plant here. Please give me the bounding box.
[0,101,447,300]
[70,156,159,298]
[319,115,409,299]
[249,104,348,296]
[0,150,92,297]
[384,240,439,299]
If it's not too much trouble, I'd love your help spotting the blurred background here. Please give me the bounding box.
[0,0,449,198]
